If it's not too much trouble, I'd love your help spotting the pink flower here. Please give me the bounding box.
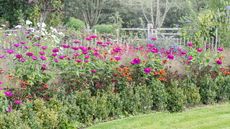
[41,46,48,50]
[14,100,22,105]
[85,37,92,41]
[52,53,57,57]
[91,69,97,73]
[188,55,193,61]
[6,49,14,54]
[216,59,222,65]
[4,91,13,97]
[15,54,22,59]
[41,64,47,71]
[19,58,26,62]
[40,56,47,61]
[52,48,59,53]
[144,67,152,74]
[20,41,26,44]
[62,44,70,48]
[217,47,223,52]
[32,56,37,60]
[187,42,193,47]
[197,48,203,53]
[73,39,81,44]
[85,55,90,59]
[90,34,97,39]
[151,47,158,53]
[97,41,103,45]
[114,56,121,61]
[151,37,157,41]
[72,46,79,51]
[14,43,20,47]
[131,58,141,65]
[75,59,82,63]
[54,58,59,63]
[6,105,12,112]
[167,54,174,60]
[59,55,65,60]
[26,52,33,57]
[39,51,45,55]
[0,81,3,85]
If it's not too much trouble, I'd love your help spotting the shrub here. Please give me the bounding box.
[149,80,168,111]
[198,75,218,104]
[215,75,230,102]
[182,81,201,106]
[92,24,118,34]
[167,81,186,112]
[65,17,85,31]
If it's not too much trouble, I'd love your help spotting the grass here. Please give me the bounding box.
[88,103,230,129]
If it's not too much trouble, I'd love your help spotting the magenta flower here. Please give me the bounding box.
[167,54,174,60]
[6,49,14,54]
[217,47,223,52]
[76,59,82,63]
[90,34,97,39]
[187,42,193,47]
[54,58,59,63]
[13,43,20,47]
[20,41,26,44]
[72,46,79,51]
[19,58,26,62]
[151,37,157,41]
[85,55,90,59]
[0,55,5,59]
[15,54,22,59]
[40,56,47,61]
[23,46,30,49]
[0,87,3,90]
[39,51,45,55]
[144,67,152,74]
[14,100,22,105]
[91,69,97,73]
[131,58,141,65]
[32,56,37,60]
[6,105,12,112]
[41,64,47,71]
[188,55,193,61]
[52,53,57,57]
[197,48,203,53]
[26,52,33,57]
[52,48,59,53]
[62,44,70,48]
[114,56,121,61]
[73,39,81,44]
[41,46,48,50]
[147,44,155,48]
[84,60,89,63]
[97,41,103,45]
[85,37,92,41]
[0,81,3,85]
[216,59,222,65]
[4,91,13,97]
[59,55,65,60]
[151,47,158,53]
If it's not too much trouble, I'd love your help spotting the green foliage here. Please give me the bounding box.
[65,17,85,31]
[92,24,119,34]
[166,81,186,112]
[182,81,201,106]
[215,75,230,102]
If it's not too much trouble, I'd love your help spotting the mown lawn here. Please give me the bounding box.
[88,103,230,129]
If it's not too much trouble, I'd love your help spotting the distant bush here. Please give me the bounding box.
[92,24,119,34]
[65,17,85,31]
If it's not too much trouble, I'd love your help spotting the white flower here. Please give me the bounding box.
[15,25,22,29]
[26,20,32,25]
[37,22,46,28]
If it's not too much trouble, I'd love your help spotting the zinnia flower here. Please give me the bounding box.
[6,49,14,54]
[217,47,223,52]
[144,67,152,74]
[73,39,81,44]
[26,52,33,57]
[4,91,13,97]
[187,42,193,47]
[52,48,59,53]
[90,34,97,39]
[91,69,97,73]
[151,47,158,53]
[131,58,141,65]
[13,43,20,47]
[151,37,157,41]
[41,46,48,50]
[188,55,193,61]
[62,44,70,48]
[40,56,47,61]
[32,56,37,60]
[39,51,45,55]
[167,54,174,60]
[114,56,121,61]
[216,59,222,65]
[15,54,22,59]
[14,100,22,105]
[197,48,203,53]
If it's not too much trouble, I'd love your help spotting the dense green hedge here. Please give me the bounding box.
[0,75,229,129]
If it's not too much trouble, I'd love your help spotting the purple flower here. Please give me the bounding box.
[73,39,81,44]
[6,49,14,54]
[90,34,97,39]
[14,100,22,105]
[144,67,152,74]
[216,59,222,65]
[0,87,3,90]
[72,46,79,51]
[14,43,20,47]
[6,105,12,112]
[131,58,141,65]
[54,58,59,63]
[26,52,33,57]
[4,91,13,97]
[39,51,45,55]
[167,54,174,60]
[217,47,224,52]
[97,41,103,45]
[20,41,26,45]
[52,48,59,53]
[151,47,158,53]
[40,56,47,61]
[151,37,157,41]
[23,46,29,49]
[85,37,92,41]
[59,55,65,60]
[32,56,37,60]
[0,81,3,85]
[84,60,89,63]
[15,54,23,59]
[0,55,5,59]
[19,58,26,62]
[76,59,82,63]
[85,55,90,59]
[41,46,48,50]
